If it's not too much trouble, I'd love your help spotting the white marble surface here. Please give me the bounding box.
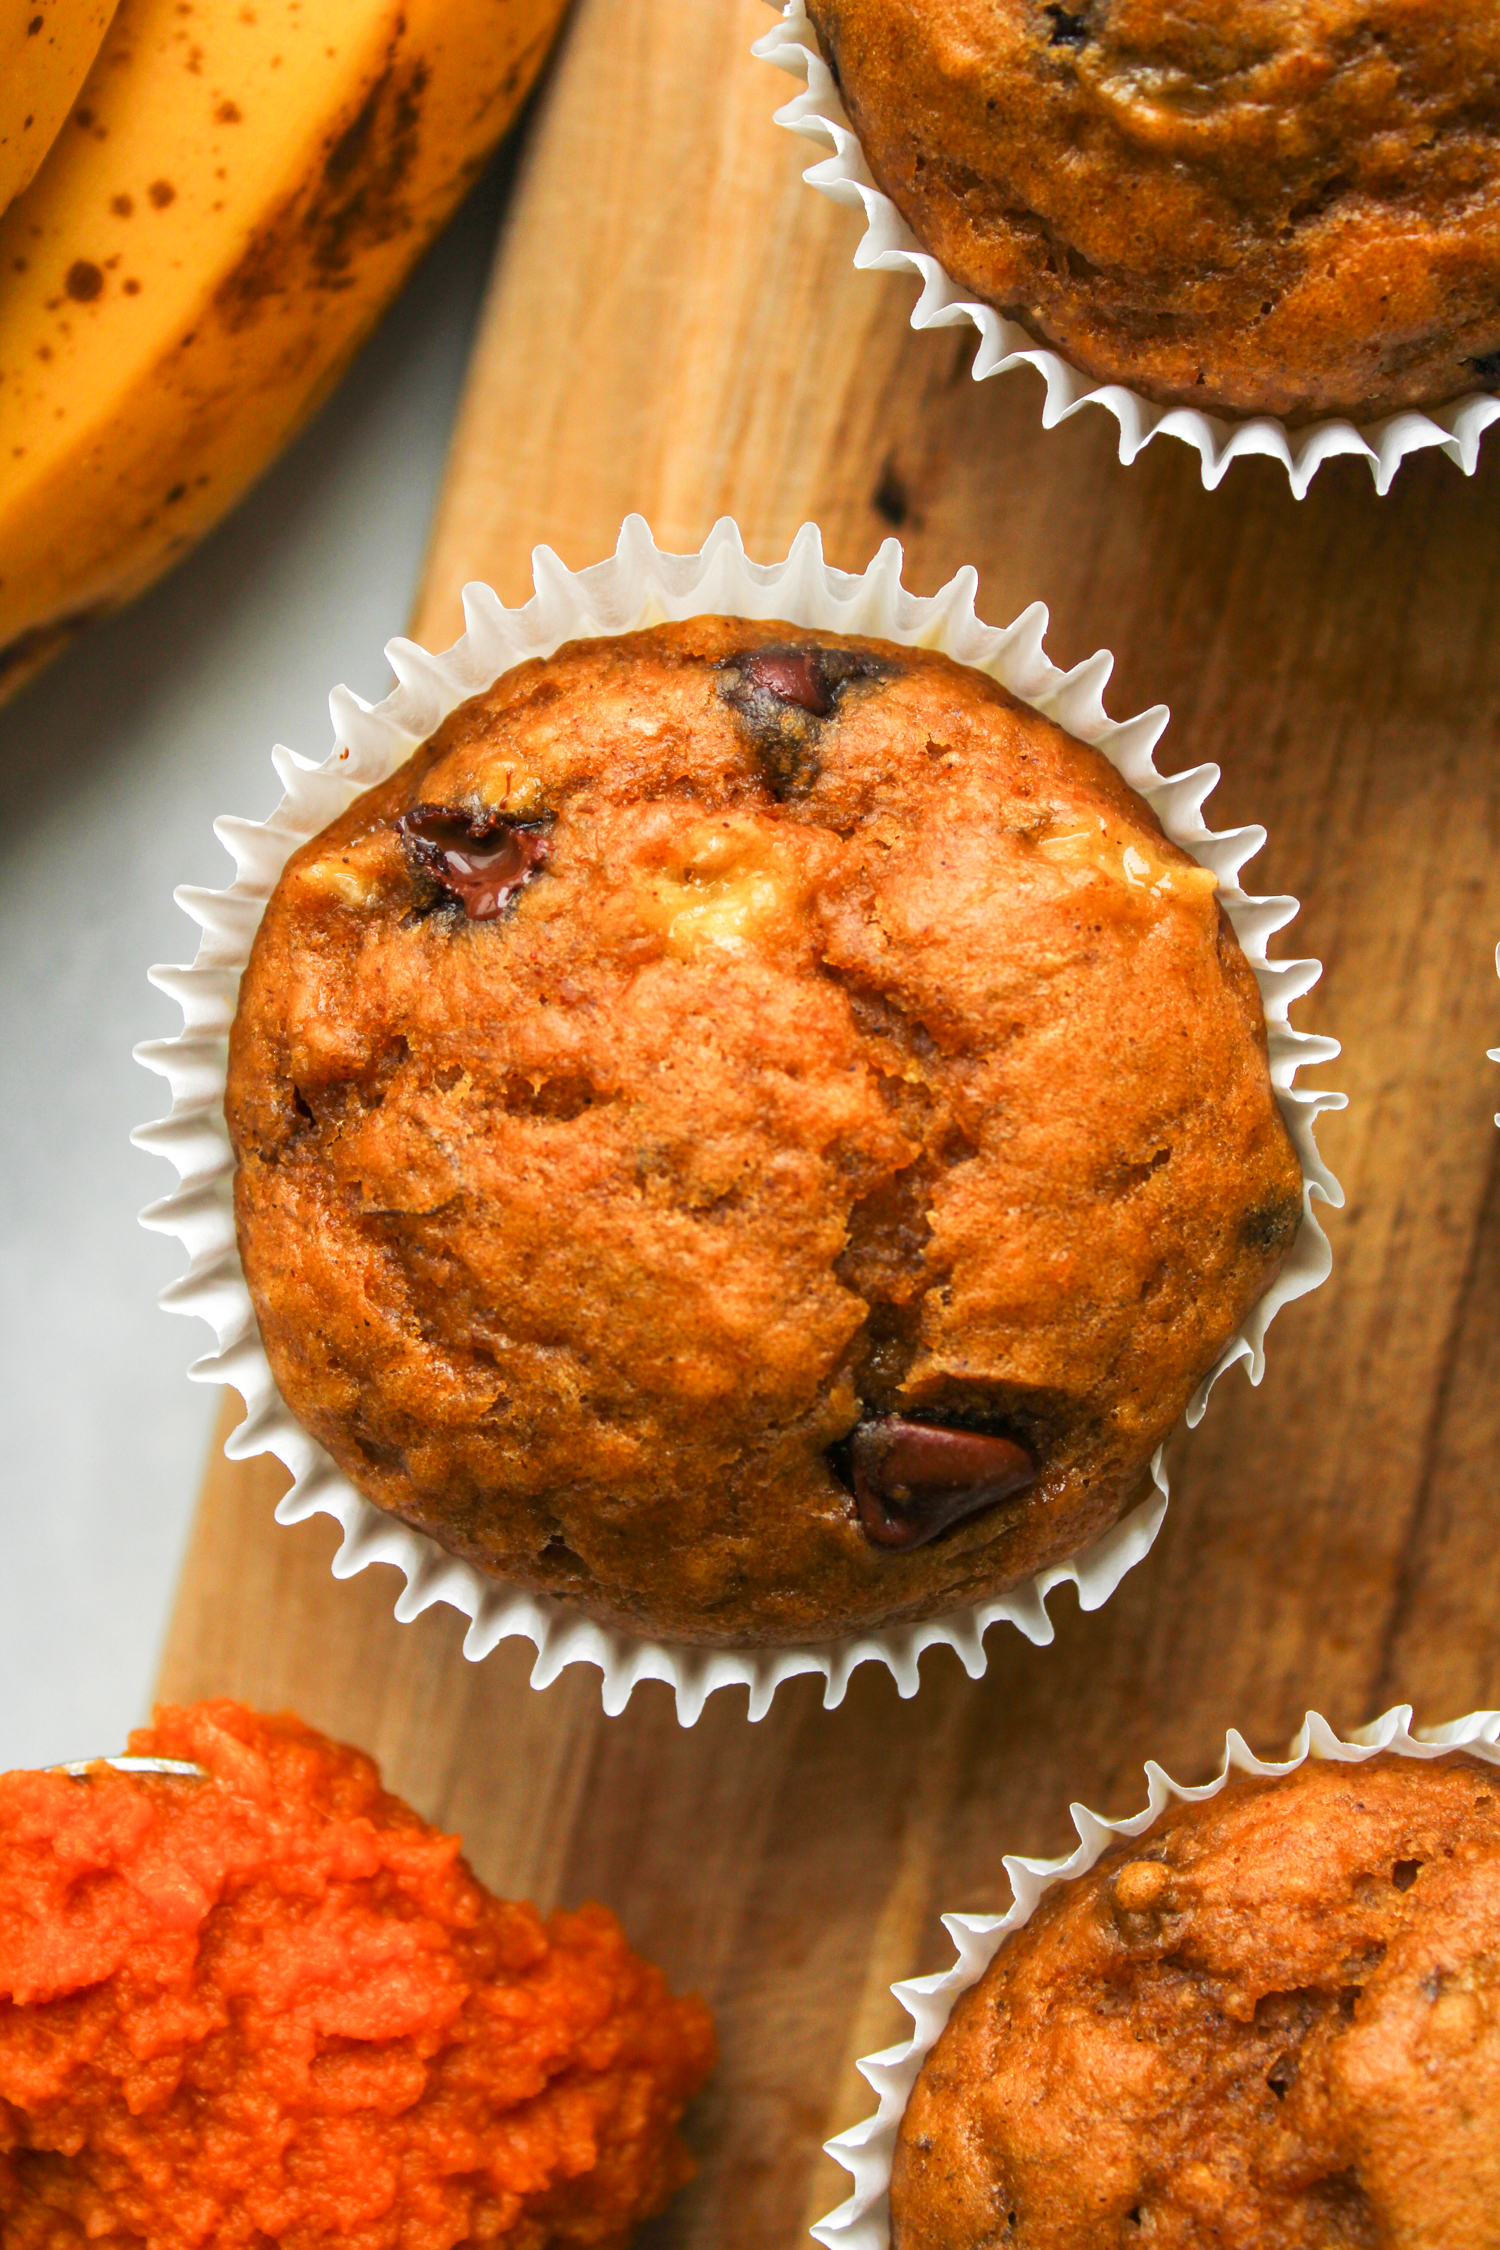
[0,163,512,1773]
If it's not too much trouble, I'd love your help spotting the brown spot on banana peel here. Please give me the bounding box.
[0,610,105,702]
[215,54,426,327]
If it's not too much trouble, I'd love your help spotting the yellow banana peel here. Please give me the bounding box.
[0,0,568,701]
[0,0,117,215]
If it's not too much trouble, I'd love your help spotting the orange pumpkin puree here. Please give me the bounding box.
[0,1700,714,2250]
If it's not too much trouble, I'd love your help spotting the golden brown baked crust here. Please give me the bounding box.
[226,618,1301,1646]
[894,1754,1500,2249]
[805,0,1500,423]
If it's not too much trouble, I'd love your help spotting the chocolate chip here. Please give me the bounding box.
[741,647,835,715]
[398,804,550,921]
[845,1416,1037,1549]
[1240,1192,1301,1254]
[1467,348,1500,387]
[719,641,903,799]
[1044,3,1089,43]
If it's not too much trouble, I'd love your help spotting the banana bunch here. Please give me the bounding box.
[0,0,569,701]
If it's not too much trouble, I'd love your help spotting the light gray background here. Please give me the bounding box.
[0,160,513,1774]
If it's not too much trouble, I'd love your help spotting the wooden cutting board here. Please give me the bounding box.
[155,1,1500,2243]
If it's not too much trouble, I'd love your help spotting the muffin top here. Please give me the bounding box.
[0,1699,713,2250]
[227,618,1302,1648]
[894,1752,1500,2249]
[806,0,1500,422]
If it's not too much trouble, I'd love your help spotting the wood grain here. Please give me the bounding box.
[156,0,1500,2243]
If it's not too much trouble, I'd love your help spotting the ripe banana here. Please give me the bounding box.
[0,0,568,701]
[0,0,116,215]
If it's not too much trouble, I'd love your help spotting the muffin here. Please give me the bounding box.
[226,617,1303,1648]
[894,1752,1500,2247]
[804,0,1500,424]
[0,1699,714,2250]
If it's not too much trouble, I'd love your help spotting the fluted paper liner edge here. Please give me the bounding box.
[755,0,1500,500]
[811,1705,1500,2250]
[134,516,1342,1724]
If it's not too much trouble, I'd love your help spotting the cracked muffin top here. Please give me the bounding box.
[805,0,1500,423]
[893,1751,1500,2249]
[226,617,1302,1648]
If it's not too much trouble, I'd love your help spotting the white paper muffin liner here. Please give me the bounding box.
[134,516,1342,1724]
[814,1702,1500,2250]
[755,0,1500,500]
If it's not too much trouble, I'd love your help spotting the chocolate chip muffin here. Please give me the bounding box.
[806,0,1500,423]
[894,1754,1500,2248]
[226,618,1302,1647]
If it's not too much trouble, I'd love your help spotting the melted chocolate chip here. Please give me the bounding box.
[1467,348,1500,388]
[846,1417,1037,1550]
[741,647,835,714]
[399,804,550,921]
[719,641,903,798]
[1044,3,1089,43]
